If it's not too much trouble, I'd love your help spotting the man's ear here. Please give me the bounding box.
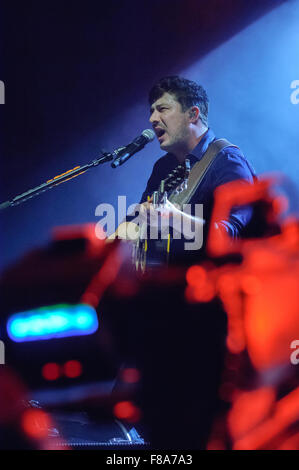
[189,106,200,123]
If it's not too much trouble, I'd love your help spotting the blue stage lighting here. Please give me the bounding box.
[7,304,99,342]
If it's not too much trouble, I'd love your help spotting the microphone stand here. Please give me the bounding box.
[0,151,115,211]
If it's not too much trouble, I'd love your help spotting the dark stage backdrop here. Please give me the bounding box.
[0,0,298,270]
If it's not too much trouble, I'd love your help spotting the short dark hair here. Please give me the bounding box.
[149,76,209,126]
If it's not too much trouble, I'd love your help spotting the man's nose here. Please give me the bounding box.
[149,109,159,125]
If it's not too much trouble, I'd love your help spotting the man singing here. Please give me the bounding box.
[115,75,255,266]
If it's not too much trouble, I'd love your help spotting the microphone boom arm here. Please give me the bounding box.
[0,151,114,211]
[0,128,155,211]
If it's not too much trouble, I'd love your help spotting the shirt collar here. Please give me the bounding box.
[188,128,215,162]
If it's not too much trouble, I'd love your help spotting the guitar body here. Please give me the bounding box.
[133,159,190,273]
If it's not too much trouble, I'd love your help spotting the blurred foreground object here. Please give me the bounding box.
[185,174,299,450]
[1,174,299,449]
[0,224,145,448]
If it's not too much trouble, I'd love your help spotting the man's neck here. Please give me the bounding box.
[174,127,208,163]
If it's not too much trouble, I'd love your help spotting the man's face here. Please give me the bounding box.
[149,92,191,153]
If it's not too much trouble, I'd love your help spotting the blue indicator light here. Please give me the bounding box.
[7,304,99,342]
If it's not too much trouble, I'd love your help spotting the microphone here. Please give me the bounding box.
[111,129,155,168]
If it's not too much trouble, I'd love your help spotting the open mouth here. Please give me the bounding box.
[155,128,166,139]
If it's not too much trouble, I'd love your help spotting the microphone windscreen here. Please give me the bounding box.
[142,129,155,142]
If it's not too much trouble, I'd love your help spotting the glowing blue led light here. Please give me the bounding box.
[7,304,99,342]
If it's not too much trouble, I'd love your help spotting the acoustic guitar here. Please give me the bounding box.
[133,159,190,272]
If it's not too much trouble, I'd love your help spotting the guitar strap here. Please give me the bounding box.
[168,138,239,208]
